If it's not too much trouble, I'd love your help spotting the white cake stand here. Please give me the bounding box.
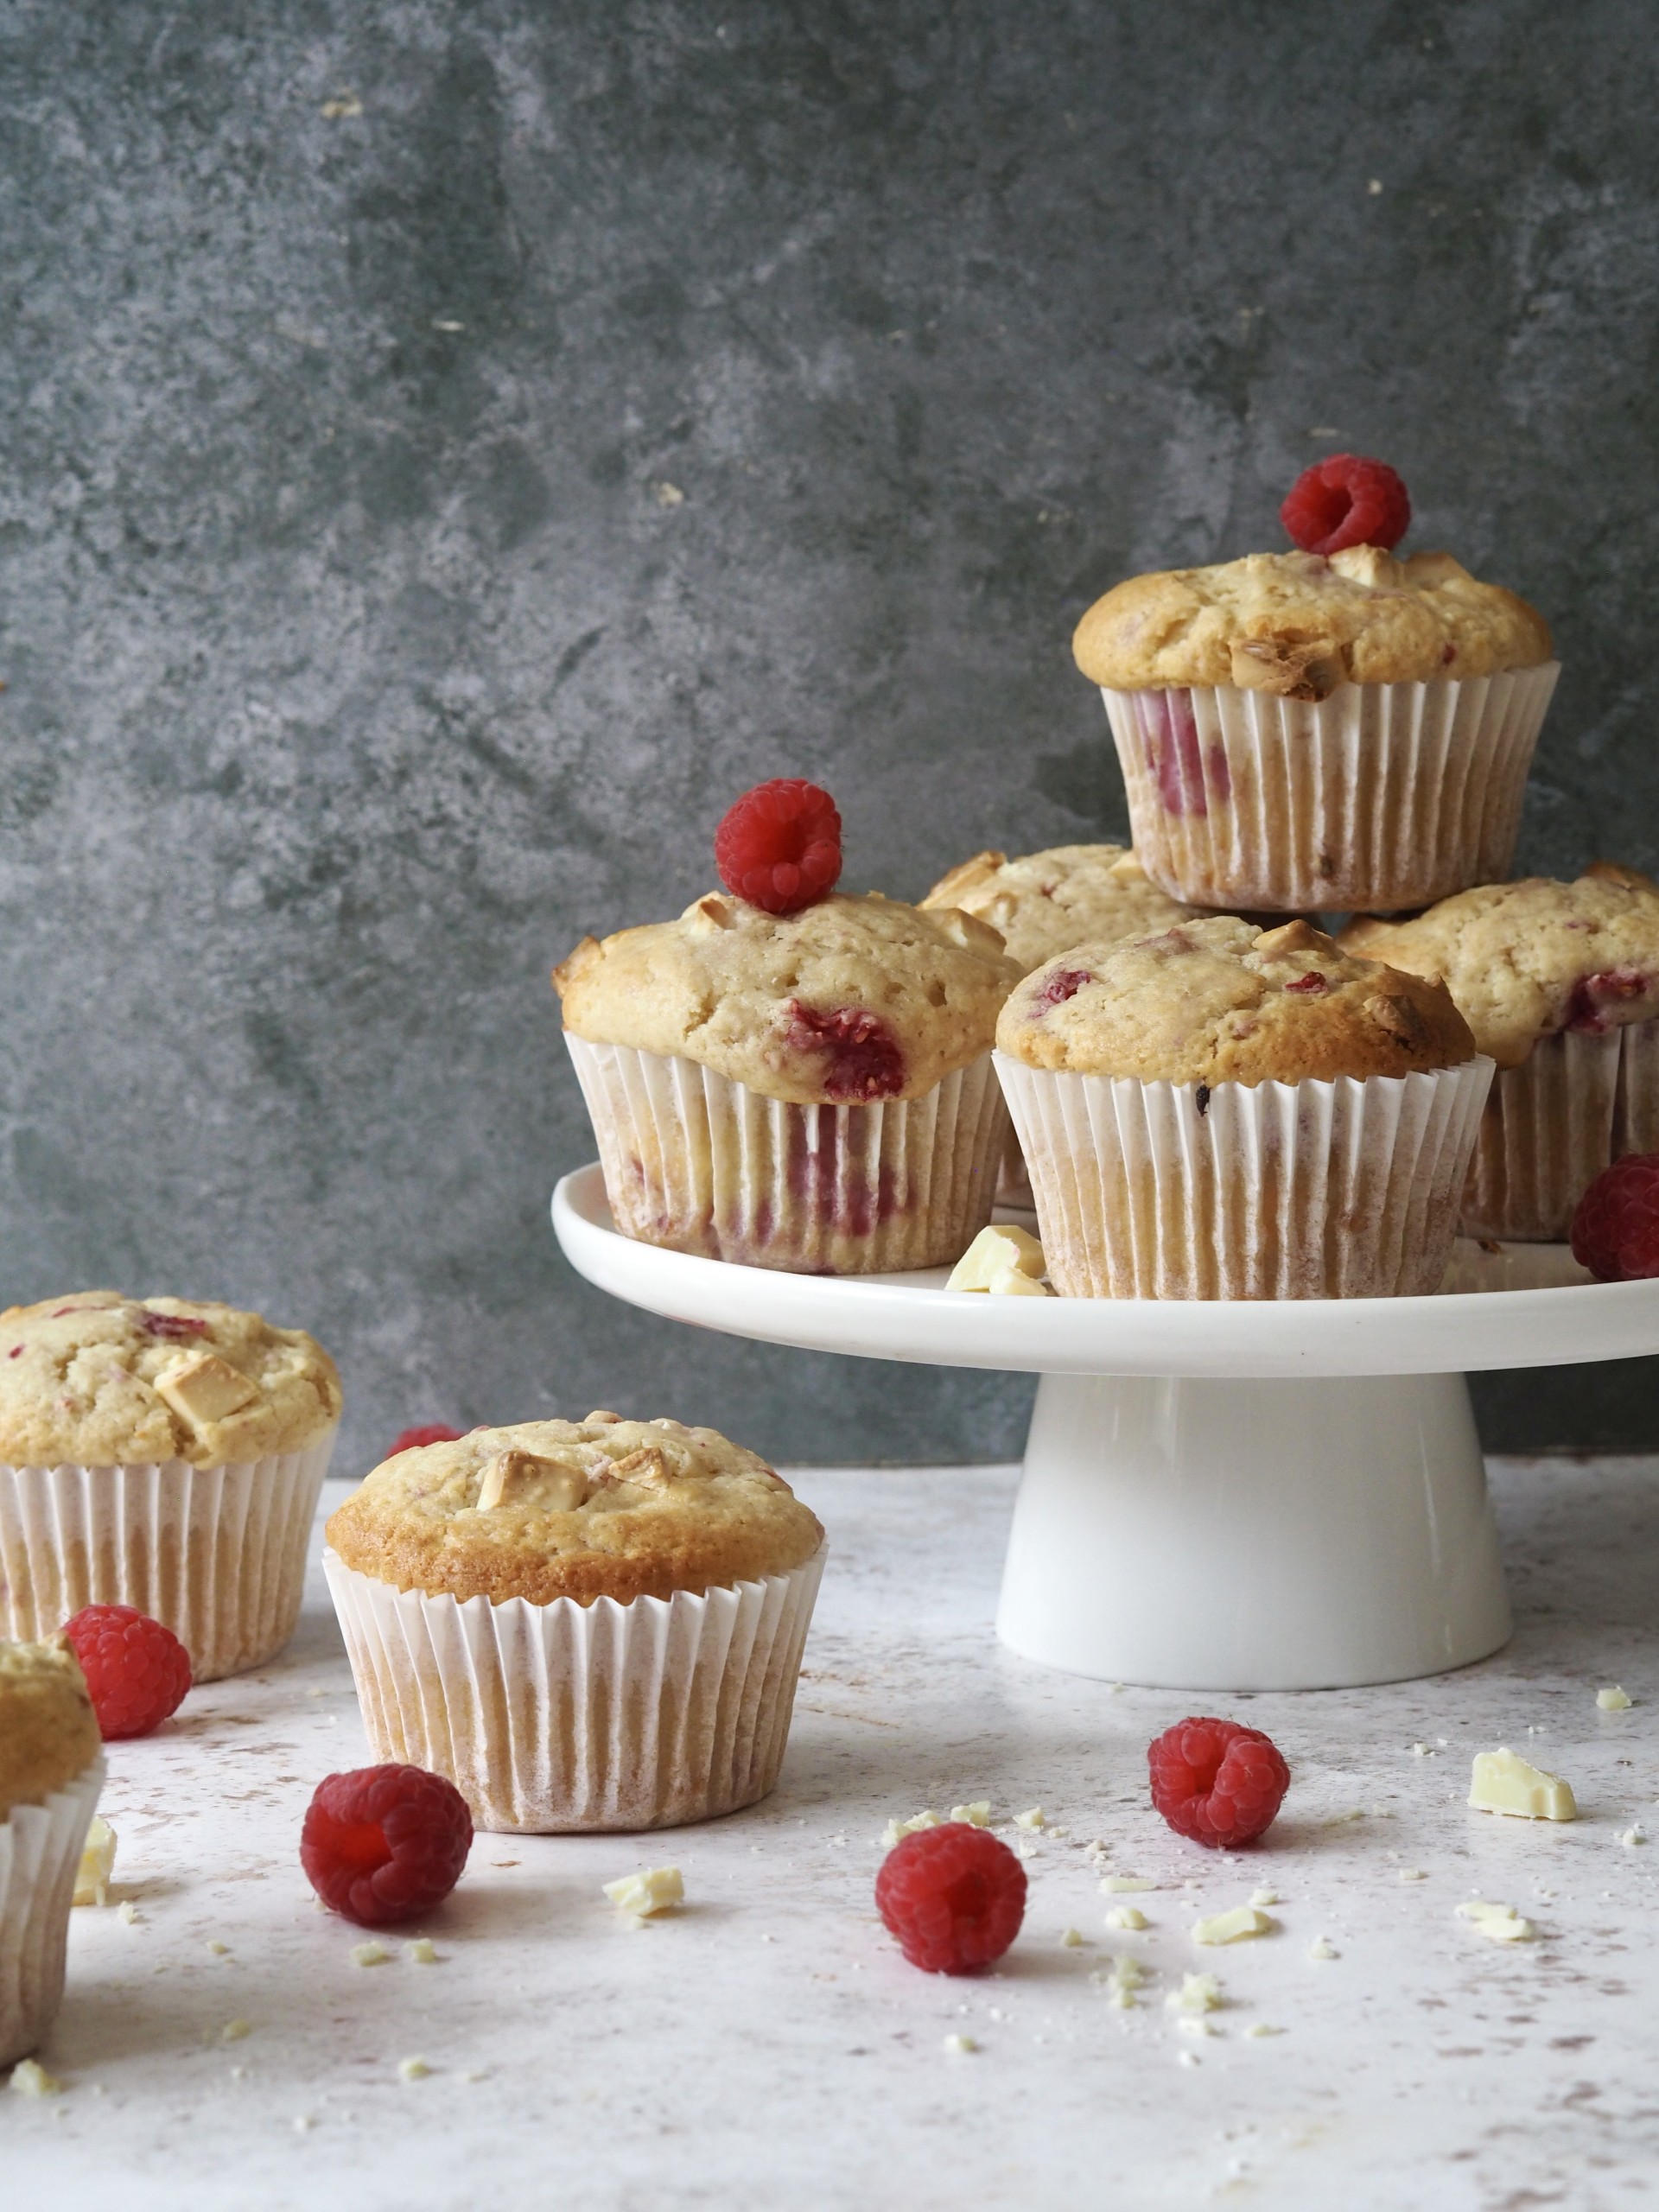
[552,1164,1659,1693]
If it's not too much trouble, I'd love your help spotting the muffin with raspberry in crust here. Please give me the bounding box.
[0,1635,105,2068]
[1342,864,1659,1240]
[556,890,1020,1272]
[1072,456,1558,915]
[324,1414,825,1831]
[994,914,1491,1298]
[0,1293,341,1680]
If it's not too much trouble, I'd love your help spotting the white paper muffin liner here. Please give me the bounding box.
[0,1428,337,1682]
[566,1035,1007,1274]
[1461,1014,1659,1241]
[1101,664,1560,913]
[0,1755,105,2069]
[324,1543,826,1833]
[995,1051,1493,1299]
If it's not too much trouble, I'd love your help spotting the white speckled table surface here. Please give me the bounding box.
[7,1462,1659,2211]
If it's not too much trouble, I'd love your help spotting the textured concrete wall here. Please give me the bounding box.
[3,0,1656,1471]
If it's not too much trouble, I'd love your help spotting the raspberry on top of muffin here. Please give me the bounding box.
[1341,866,1659,1067]
[996,916,1476,1085]
[327,1414,824,1605]
[919,844,1200,975]
[556,892,1018,1106]
[0,1294,342,1469]
[0,1635,101,1820]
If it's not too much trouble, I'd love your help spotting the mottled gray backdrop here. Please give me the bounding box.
[3,0,1657,1472]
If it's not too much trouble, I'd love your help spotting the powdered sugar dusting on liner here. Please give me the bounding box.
[1102,665,1559,912]
[325,1545,824,1833]
[0,1429,336,1681]
[1463,1013,1659,1241]
[995,1052,1493,1299]
[0,1755,105,2069]
[565,1036,1007,1273]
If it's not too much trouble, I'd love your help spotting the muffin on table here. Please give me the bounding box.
[556,781,1020,1274]
[995,915,1491,1299]
[0,1635,105,2068]
[1071,455,1557,915]
[325,1414,825,1832]
[1343,865,1659,1241]
[0,1294,341,1680]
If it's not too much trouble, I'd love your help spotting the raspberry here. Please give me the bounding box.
[874,1821,1027,1974]
[301,1765,474,1926]
[1565,968,1651,1033]
[1285,971,1328,995]
[63,1605,193,1740]
[1147,1716,1290,1849]
[139,1311,210,1340]
[715,779,842,915]
[783,1001,906,1100]
[387,1424,466,1458]
[1280,454,1411,556]
[1571,1154,1659,1281]
[1032,967,1092,1012]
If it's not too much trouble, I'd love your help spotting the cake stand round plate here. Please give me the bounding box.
[553,1164,1659,1694]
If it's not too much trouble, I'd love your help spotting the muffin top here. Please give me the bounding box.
[0,1635,101,1821]
[554,891,1020,1104]
[1072,546,1553,697]
[0,1294,342,1469]
[920,844,1199,976]
[327,1414,824,1605]
[996,916,1477,1085]
[1341,865,1659,1068]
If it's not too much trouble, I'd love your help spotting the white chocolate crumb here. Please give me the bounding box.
[1411,1742,1431,1757]
[948,1802,992,1827]
[1015,1841,1037,1861]
[1104,1905,1147,1931]
[350,1940,391,1967]
[943,2032,977,2054]
[1175,2012,1217,2038]
[405,1938,438,1963]
[1618,1826,1646,1848]
[72,1817,117,1908]
[207,1940,231,1956]
[463,2069,490,2083]
[1060,1928,1086,1948]
[1013,1808,1046,1830]
[1166,1971,1222,2015]
[1192,1906,1274,1946]
[220,2019,252,2044]
[118,1901,140,1924]
[398,2056,430,2082]
[602,1866,683,1919]
[1598,1686,1633,1712]
[1306,1936,1338,1961]
[653,480,685,507]
[1178,2049,1200,2068]
[880,1810,941,1847]
[1249,1887,1278,1908]
[1100,1875,1154,1894]
[230,2065,249,2081]
[293,2113,315,2133]
[1398,1868,1428,1883]
[1244,2022,1284,2038]
[9,2058,60,2096]
[1456,1899,1533,1943]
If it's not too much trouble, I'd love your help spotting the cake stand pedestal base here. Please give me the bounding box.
[995,1370,1512,1691]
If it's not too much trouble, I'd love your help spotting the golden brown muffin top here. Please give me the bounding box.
[0,1294,341,1469]
[1073,546,1553,696]
[554,891,1020,1104]
[995,916,1477,1085]
[327,1414,824,1606]
[1341,864,1659,1067]
[0,1636,102,1821]
[919,844,1200,975]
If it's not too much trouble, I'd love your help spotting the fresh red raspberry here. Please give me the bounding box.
[301,1765,474,1926]
[1571,1154,1659,1281]
[715,779,842,915]
[1032,966,1092,1012]
[782,1000,905,1100]
[139,1311,210,1340]
[874,1821,1027,1974]
[1280,454,1411,556]
[63,1604,193,1740]
[1147,1716,1290,1849]
[387,1424,466,1458]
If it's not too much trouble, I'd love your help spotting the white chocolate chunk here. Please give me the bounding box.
[1100,1874,1154,1893]
[1249,1887,1278,1908]
[1469,1747,1577,1822]
[1457,1898,1533,1942]
[405,1938,438,1964]
[153,1351,259,1427]
[1013,1807,1046,1830]
[602,1866,683,1918]
[987,1262,1051,1297]
[350,1940,391,1967]
[1598,1685,1633,1712]
[1306,1936,1338,1961]
[947,1224,1047,1293]
[1192,1905,1274,1945]
[1104,1905,1147,1931]
[475,1448,588,1513]
[72,1816,117,1907]
[9,2059,60,2095]
[1098,1955,1145,2007]
[880,1809,941,1847]
[943,2033,977,2054]
[1166,1971,1222,2014]
[1060,1928,1085,1948]
[949,1802,992,1827]
[398,2056,430,2082]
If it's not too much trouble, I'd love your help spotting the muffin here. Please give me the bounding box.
[556,890,1020,1273]
[324,1414,825,1832]
[0,1294,341,1680]
[1074,534,1557,913]
[0,1636,105,2068]
[1343,866,1659,1240]
[995,916,1492,1297]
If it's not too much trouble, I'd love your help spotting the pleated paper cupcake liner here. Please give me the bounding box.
[1101,664,1560,913]
[995,1051,1494,1299]
[0,1756,105,2069]
[1461,1014,1659,1241]
[565,1035,1008,1273]
[324,1544,826,1834]
[0,1428,337,1682]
